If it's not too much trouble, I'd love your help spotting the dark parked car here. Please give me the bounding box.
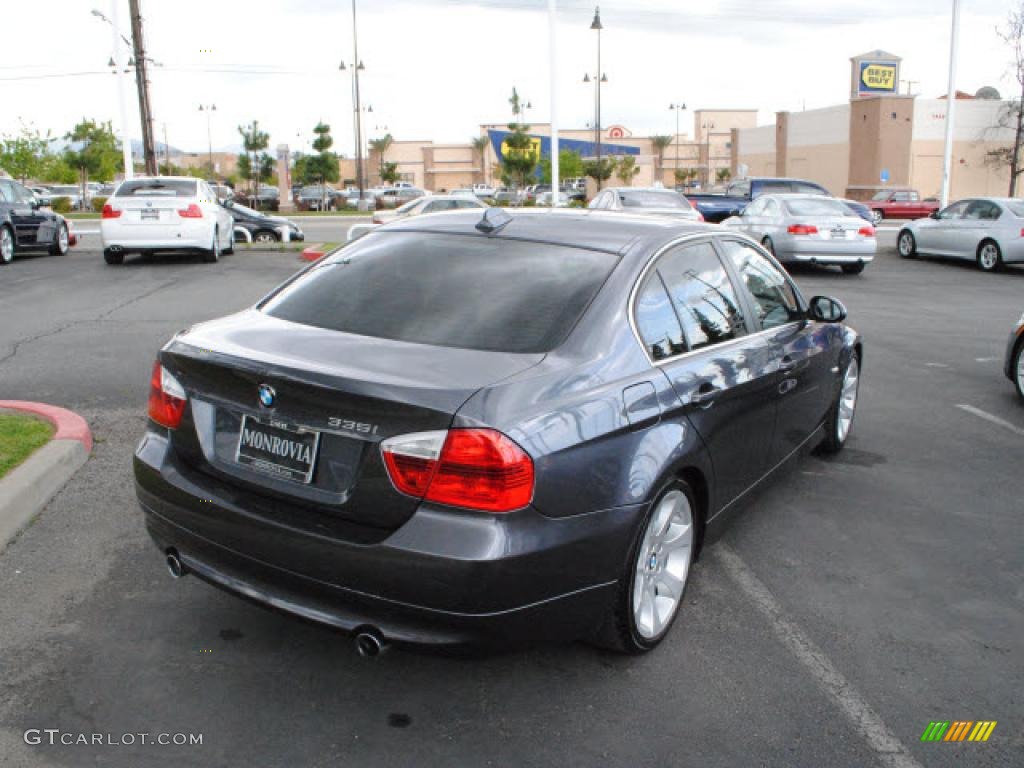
[0,177,72,264]
[687,177,872,224]
[222,200,304,243]
[1004,311,1024,400]
[135,208,862,654]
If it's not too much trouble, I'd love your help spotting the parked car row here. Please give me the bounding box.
[0,177,75,264]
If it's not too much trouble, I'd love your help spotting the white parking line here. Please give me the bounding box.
[955,404,1024,437]
[714,545,923,768]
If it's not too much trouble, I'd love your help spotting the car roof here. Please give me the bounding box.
[378,208,714,254]
[119,176,199,183]
[606,187,681,193]
[761,193,850,201]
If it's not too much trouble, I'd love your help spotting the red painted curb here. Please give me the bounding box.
[0,401,93,453]
[300,246,325,262]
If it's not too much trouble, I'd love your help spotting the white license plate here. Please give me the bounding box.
[140,210,159,221]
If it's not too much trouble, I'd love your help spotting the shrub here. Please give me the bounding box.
[91,196,108,213]
[51,197,72,214]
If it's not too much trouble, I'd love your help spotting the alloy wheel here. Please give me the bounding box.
[898,232,914,257]
[58,225,69,253]
[633,489,693,640]
[871,210,883,225]
[0,228,12,263]
[1016,344,1024,397]
[978,243,999,271]
[837,357,860,443]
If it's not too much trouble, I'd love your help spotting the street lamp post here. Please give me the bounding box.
[703,121,715,186]
[583,7,607,189]
[92,5,134,179]
[339,0,368,201]
[669,102,686,187]
[198,104,216,176]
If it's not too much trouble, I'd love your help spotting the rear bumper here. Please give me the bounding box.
[134,432,641,650]
[777,238,876,265]
[101,219,212,250]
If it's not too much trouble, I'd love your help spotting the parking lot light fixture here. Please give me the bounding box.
[669,103,686,187]
[198,104,216,176]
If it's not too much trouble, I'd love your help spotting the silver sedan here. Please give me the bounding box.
[588,187,703,221]
[896,197,1024,273]
[347,194,487,242]
[722,194,876,274]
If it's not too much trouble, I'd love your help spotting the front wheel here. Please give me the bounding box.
[818,354,860,454]
[202,228,221,263]
[897,230,917,259]
[591,481,696,654]
[49,222,70,256]
[0,226,13,264]
[976,240,1002,272]
[224,229,235,255]
[1013,340,1024,400]
[254,230,278,243]
[871,209,884,225]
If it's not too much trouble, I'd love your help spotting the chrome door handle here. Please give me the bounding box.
[779,357,797,373]
[690,384,720,407]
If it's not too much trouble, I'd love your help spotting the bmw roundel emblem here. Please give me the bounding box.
[258,384,276,408]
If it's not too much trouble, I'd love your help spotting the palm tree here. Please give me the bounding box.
[472,135,490,186]
[716,168,732,185]
[369,133,393,183]
[650,135,673,185]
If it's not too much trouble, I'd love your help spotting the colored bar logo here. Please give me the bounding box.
[921,721,996,742]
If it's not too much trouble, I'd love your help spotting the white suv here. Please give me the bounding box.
[100,176,234,265]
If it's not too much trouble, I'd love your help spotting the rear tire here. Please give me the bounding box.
[0,226,13,264]
[818,353,860,454]
[103,248,124,265]
[224,229,235,255]
[976,240,1002,272]
[49,222,69,256]
[202,228,221,263]
[841,263,865,275]
[897,230,916,259]
[871,209,884,225]
[590,480,697,654]
[254,230,278,243]
[1012,339,1024,400]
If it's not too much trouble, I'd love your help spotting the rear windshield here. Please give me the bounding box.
[1004,201,1024,217]
[784,198,853,217]
[261,233,618,353]
[115,180,196,198]
[619,190,692,209]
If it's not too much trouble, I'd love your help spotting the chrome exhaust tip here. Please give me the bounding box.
[354,629,386,658]
[165,550,186,579]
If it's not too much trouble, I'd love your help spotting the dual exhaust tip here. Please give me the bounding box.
[164,548,387,658]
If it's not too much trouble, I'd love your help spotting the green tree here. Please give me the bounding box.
[650,135,673,184]
[0,123,53,183]
[238,120,270,195]
[500,89,539,189]
[63,119,120,204]
[369,133,393,182]
[716,167,732,185]
[471,135,490,185]
[539,148,584,184]
[380,161,400,185]
[614,155,640,186]
[584,157,615,187]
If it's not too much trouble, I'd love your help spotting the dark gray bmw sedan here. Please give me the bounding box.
[134,208,862,655]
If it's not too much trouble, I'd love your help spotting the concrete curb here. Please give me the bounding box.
[0,401,93,553]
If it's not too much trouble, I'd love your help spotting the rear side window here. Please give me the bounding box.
[635,273,686,360]
[262,233,618,354]
[656,242,746,351]
[115,180,197,198]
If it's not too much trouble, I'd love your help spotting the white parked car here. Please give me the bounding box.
[100,176,234,265]
[472,183,496,198]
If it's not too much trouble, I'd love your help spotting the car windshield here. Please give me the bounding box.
[618,190,692,209]
[229,202,265,217]
[115,180,197,198]
[784,198,852,217]
[50,186,77,194]
[395,199,421,213]
[261,233,619,354]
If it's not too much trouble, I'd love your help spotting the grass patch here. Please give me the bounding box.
[0,413,54,480]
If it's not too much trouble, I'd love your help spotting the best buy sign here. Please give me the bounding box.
[859,62,897,94]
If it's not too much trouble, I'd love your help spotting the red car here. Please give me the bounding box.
[867,189,939,224]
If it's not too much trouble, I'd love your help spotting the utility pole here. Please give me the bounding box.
[162,123,170,173]
[548,0,559,202]
[940,0,960,208]
[128,0,157,175]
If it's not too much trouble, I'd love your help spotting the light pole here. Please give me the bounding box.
[583,7,607,189]
[940,0,960,207]
[669,103,686,187]
[703,121,715,187]
[198,104,216,176]
[92,6,134,179]
[340,0,368,201]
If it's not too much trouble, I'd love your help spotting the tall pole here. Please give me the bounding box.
[108,1,133,179]
[593,7,602,189]
[162,123,170,172]
[128,0,157,175]
[675,108,680,178]
[549,0,559,201]
[940,0,961,208]
[352,0,365,197]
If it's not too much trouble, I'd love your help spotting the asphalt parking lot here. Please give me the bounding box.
[0,228,1021,767]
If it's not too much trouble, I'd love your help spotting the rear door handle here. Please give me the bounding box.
[779,356,798,373]
[690,383,720,407]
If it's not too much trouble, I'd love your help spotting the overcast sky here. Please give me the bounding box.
[2,0,1019,155]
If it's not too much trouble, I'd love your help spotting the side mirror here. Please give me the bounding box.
[808,295,847,323]
[929,211,940,219]
[29,198,40,210]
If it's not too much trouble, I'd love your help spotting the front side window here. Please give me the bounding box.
[261,233,619,354]
[720,241,802,330]
[964,200,1001,221]
[744,198,766,217]
[657,242,746,351]
[634,273,686,361]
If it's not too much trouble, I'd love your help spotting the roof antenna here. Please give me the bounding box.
[476,207,513,234]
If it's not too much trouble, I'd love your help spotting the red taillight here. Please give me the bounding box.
[858,225,875,237]
[177,203,203,218]
[381,428,534,513]
[147,361,186,429]
[787,224,818,235]
[1019,228,1024,238]
[101,204,121,219]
